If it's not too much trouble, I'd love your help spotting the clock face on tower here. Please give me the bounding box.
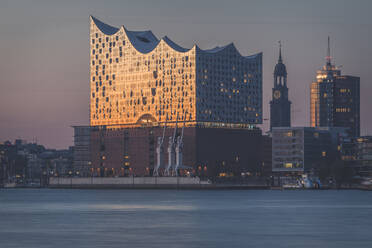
[273,90,281,99]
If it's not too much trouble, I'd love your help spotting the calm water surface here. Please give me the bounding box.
[0,189,372,248]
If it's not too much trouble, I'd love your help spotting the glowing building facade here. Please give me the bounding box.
[90,16,262,128]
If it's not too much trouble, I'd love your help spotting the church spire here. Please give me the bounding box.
[274,40,287,80]
[270,40,291,130]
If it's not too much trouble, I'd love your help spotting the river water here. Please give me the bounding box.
[0,189,371,248]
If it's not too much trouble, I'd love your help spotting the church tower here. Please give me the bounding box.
[270,42,291,130]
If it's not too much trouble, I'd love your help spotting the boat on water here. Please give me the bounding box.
[361,178,372,186]
[300,174,322,189]
[282,183,302,189]
[281,174,322,189]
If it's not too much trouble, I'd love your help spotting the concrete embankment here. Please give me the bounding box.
[47,177,372,190]
[48,177,268,190]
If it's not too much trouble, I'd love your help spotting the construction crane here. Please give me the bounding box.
[165,113,178,176]
[154,117,167,177]
[175,111,187,176]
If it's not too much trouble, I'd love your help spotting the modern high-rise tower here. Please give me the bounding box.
[310,37,360,137]
[270,42,291,130]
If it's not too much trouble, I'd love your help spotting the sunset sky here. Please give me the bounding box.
[1,0,371,149]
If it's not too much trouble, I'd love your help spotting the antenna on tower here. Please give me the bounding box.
[326,36,331,66]
[278,40,282,63]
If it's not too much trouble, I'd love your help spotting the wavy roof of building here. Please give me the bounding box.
[91,16,261,59]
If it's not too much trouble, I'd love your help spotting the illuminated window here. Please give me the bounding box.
[285,131,293,137]
[285,163,293,168]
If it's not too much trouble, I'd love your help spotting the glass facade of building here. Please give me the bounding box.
[89,16,262,129]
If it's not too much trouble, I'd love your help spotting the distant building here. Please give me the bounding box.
[341,136,372,177]
[270,42,291,129]
[354,136,372,176]
[0,140,72,185]
[310,37,360,137]
[86,16,263,177]
[260,134,272,176]
[0,142,26,184]
[51,157,72,177]
[72,126,91,176]
[272,127,347,173]
[26,153,43,182]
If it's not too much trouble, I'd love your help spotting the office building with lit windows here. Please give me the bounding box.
[354,136,372,176]
[85,16,263,177]
[340,136,372,177]
[310,37,360,137]
[272,127,346,173]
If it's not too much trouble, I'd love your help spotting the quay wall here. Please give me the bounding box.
[48,177,268,189]
[49,177,211,189]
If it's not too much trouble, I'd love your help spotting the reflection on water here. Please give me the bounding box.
[0,203,195,213]
[91,204,195,211]
[0,189,372,248]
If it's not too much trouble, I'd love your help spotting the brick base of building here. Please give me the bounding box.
[90,126,263,178]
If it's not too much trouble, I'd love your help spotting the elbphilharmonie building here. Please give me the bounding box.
[90,16,262,128]
[78,16,264,177]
